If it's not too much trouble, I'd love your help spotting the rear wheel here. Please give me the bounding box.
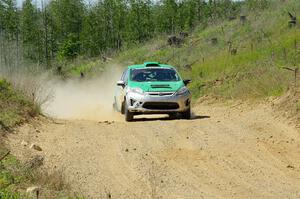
[181,108,191,119]
[125,102,134,122]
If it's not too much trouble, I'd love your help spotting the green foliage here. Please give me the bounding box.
[0,0,242,64]
[0,0,19,40]
[49,0,85,55]
[21,0,41,61]
[245,0,269,10]
[58,34,81,60]
[0,191,22,199]
[65,58,105,76]
[0,146,27,199]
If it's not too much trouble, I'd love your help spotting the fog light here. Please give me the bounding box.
[130,99,136,106]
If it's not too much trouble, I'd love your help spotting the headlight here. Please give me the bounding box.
[176,86,189,96]
[128,87,144,95]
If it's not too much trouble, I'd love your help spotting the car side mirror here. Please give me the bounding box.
[183,79,191,85]
[117,80,125,87]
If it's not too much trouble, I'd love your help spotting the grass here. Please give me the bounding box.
[53,55,108,79]
[0,79,39,131]
[66,58,106,77]
[0,145,28,199]
[0,153,28,198]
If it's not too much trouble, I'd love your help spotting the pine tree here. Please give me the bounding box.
[49,0,85,59]
[157,0,178,34]
[21,0,41,60]
[1,0,19,40]
[126,0,153,43]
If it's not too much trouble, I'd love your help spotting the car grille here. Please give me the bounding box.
[143,102,179,110]
[150,84,171,89]
[148,92,174,96]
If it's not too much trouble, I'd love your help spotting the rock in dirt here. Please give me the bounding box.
[21,140,28,146]
[26,186,40,195]
[30,143,43,151]
[99,121,115,125]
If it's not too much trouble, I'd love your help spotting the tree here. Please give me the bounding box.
[49,0,85,59]
[81,5,105,56]
[1,0,19,40]
[156,0,178,34]
[126,0,153,43]
[58,33,80,60]
[21,0,41,60]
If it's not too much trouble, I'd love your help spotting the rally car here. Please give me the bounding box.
[113,62,191,121]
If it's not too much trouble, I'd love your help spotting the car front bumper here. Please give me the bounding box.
[126,91,191,114]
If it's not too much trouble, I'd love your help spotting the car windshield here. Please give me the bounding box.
[130,68,180,82]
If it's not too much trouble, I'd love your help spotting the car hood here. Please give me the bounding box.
[128,81,184,92]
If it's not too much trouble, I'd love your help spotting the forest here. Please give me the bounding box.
[0,0,267,68]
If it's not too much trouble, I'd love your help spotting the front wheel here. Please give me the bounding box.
[125,102,134,122]
[181,108,191,119]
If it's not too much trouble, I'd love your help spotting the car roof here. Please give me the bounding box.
[127,62,175,70]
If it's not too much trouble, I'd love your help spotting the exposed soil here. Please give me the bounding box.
[7,103,300,199]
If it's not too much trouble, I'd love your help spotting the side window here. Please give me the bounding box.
[123,69,129,83]
[121,69,127,81]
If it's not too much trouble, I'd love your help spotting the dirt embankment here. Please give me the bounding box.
[7,101,300,199]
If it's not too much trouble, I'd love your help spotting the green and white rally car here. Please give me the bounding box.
[113,62,191,121]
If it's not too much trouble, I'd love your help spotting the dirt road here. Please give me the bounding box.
[9,103,300,199]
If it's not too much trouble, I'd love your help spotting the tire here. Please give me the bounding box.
[121,101,125,114]
[181,108,191,119]
[125,102,134,122]
[168,113,178,119]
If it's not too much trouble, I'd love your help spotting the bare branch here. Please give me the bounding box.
[0,150,10,161]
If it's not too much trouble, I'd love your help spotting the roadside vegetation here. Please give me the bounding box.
[0,79,84,198]
[0,79,38,131]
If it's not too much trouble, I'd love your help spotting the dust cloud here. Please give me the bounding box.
[42,66,123,121]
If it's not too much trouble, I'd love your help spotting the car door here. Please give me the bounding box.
[115,69,128,112]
